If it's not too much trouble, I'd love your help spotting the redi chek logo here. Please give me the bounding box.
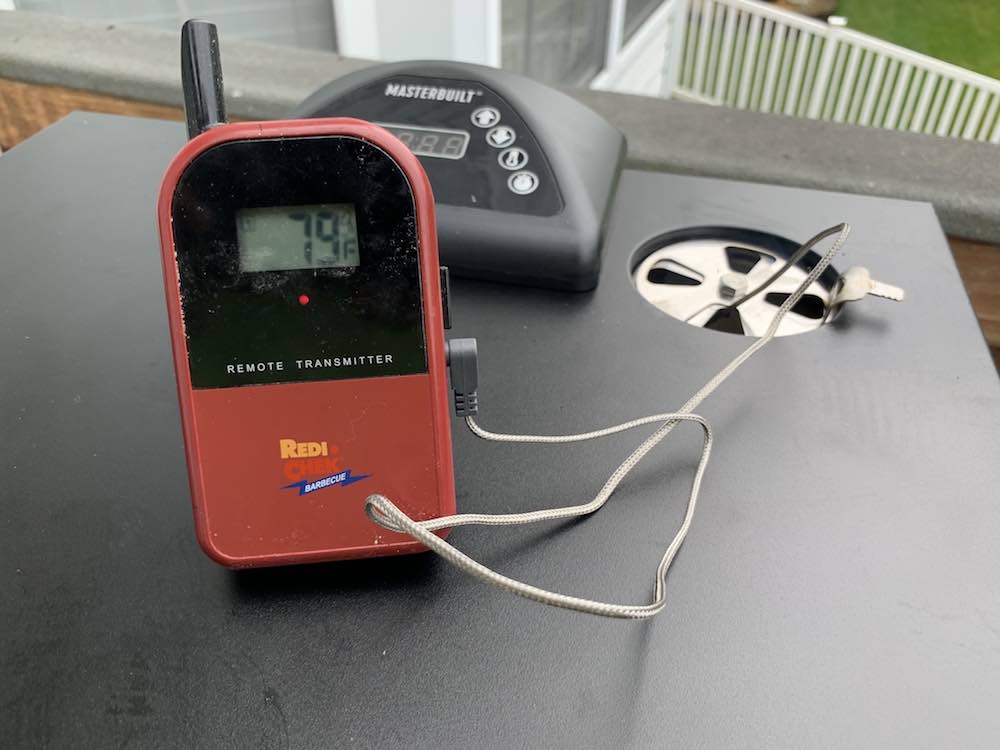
[383,82,481,103]
[279,438,370,497]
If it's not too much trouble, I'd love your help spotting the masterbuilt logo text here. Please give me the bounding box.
[383,82,482,103]
[279,438,370,496]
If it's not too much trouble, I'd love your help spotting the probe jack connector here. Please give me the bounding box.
[446,338,479,417]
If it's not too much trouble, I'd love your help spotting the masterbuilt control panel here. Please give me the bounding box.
[366,76,563,215]
[294,61,626,291]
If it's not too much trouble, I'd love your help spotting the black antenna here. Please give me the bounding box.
[180,19,227,139]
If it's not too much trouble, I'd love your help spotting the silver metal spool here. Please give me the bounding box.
[633,228,840,337]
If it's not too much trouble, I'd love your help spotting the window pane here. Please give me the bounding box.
[624,0,661,42]
[502,0,610,86]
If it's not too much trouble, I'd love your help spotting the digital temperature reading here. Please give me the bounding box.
[377,123,469,160]
[237,203,360,272]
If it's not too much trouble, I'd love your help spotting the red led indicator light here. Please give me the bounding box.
[298,294,310,306]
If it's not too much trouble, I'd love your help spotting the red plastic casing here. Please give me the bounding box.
[157,118,455,567]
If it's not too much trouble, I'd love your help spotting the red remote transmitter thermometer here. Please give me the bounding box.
[158,21,456,567]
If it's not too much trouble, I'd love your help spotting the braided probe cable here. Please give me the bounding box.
[366,223,851,619]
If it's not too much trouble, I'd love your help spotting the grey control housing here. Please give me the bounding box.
[293,61,626,291]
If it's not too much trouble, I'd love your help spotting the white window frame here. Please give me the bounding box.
[332,0,500,67]
[592,0,687,95]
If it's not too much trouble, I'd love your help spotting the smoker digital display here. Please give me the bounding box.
[377,123,469,160]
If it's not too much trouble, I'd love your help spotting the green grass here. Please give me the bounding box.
[836,0,1000,79]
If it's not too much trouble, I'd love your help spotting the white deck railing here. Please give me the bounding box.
[661,0,1000,142]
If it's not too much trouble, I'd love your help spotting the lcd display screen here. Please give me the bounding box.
[237,203,360,272]
[377,123,469,160]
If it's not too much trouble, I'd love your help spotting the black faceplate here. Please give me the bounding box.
[309,75,563,216]
[170,136,427,389]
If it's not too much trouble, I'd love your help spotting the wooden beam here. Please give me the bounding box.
[950,237,1000,369]
[0,77,182,150]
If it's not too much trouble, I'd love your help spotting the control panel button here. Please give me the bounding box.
[470,106,501,128]
[486,125,516,148]
[498,147,529,171]
[507,170,539,195]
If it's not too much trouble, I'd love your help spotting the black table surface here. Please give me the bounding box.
[2,113,999,749]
